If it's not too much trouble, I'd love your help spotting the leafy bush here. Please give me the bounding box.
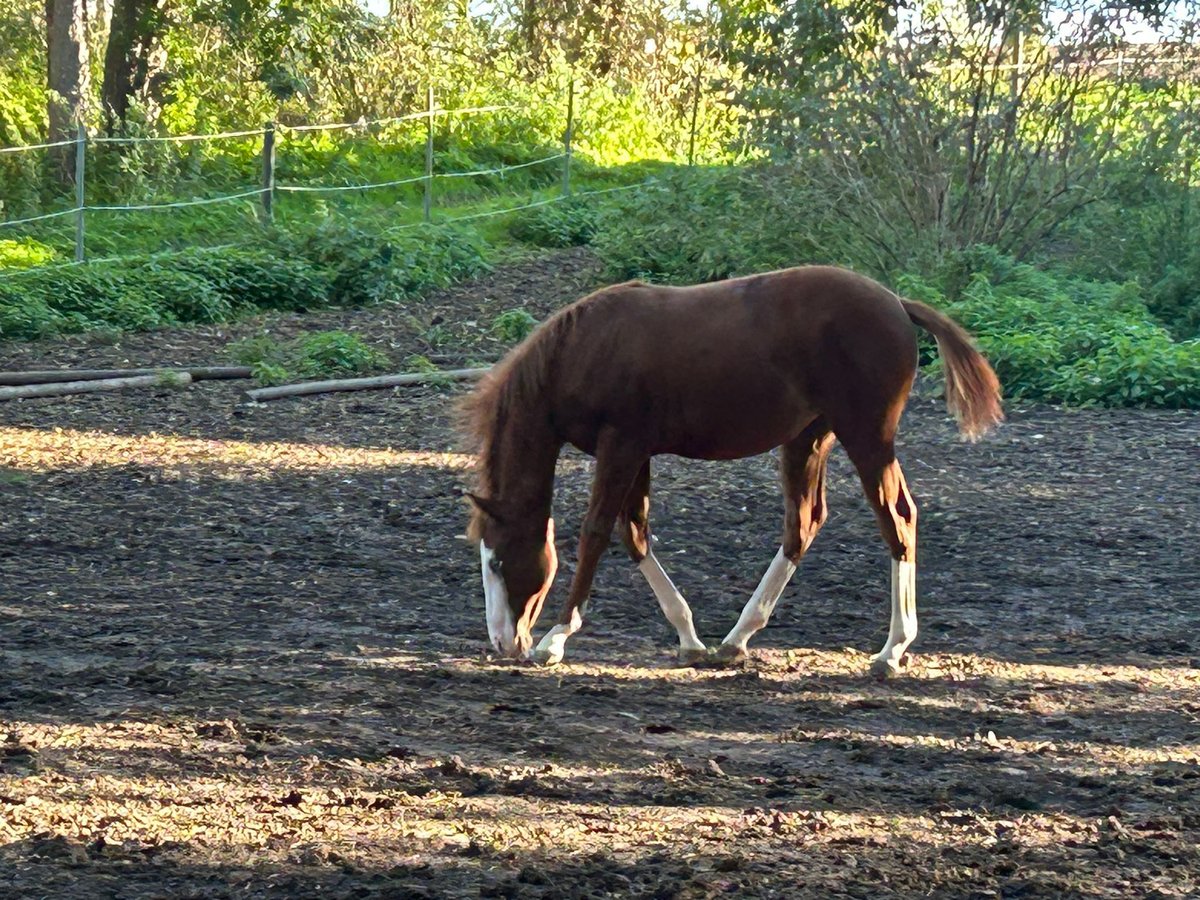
[510,199,599,248]
[0,226,489,344]
[231,330,388,384]
[591,167,863,284]
[403,354,440,374]
[0,295,71,340]
[910,249,1200,408]
[0,237,58,270]
[135,268,233,324]
[1147,260,1200,341]
[493,308,538,343]
[294,330,388,376]
[0,267,162,335]
[281,221,490,307]
[165,247,331,312]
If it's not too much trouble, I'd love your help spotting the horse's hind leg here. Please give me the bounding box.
[715,419,836,664]
[618,461,708,665]
[841,435,919,678]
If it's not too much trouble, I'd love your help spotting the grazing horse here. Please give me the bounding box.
[459,265,1002,676]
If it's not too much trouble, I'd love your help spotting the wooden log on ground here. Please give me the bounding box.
[0,373,193,402]
[244,367,490,402]
[0,366,251,386]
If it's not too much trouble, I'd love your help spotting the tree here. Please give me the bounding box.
[44,0,89,178]
[101,0,170,133]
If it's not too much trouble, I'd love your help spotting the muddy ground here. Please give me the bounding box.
[1,247,1198,899]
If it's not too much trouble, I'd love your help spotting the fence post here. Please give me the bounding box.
[424,86,434,222]
[260,121,276,223]
[687,66,702,167]
[561,78,574,198]
[74,122,86,262]
[1009,22,1022,98]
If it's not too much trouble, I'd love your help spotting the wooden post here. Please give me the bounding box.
[562,78,574,198]
[0,366,251,386]
[0,373,192,402]
[260,121,276,223]
[73,122,86,262]
[687,66,702,167]
[243,367,489,402]
[424,86,434,222]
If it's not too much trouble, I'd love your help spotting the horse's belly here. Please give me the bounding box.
[653,389,812,460]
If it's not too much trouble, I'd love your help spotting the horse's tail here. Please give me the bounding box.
[901,298,1003,441]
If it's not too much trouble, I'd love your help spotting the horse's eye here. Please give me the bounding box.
[488,557,503,575]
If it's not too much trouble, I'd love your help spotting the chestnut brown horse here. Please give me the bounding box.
[460,265,1002,676]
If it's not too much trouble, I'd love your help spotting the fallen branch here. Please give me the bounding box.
[0,366,251,386]
[244,367,490,402]
[0,373,193,402]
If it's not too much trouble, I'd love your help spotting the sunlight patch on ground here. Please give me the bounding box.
[777,724,1200,769]
[402,647,1200,691]
[0,425,596,480]
[0,425,473,478]
[0,714,1110,868]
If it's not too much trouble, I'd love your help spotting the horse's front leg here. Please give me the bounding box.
[618,460,708,665]
[531,437,647,666]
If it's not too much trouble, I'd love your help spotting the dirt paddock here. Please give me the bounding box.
[1,249,1198,898]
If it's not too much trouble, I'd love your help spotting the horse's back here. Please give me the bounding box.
[550,266,919,457]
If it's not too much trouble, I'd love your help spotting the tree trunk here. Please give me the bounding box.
[45,0,89,181]
[101,0,169,133]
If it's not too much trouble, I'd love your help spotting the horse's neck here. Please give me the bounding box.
[488,407,559,514]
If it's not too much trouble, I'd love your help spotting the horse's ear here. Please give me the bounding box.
[464,491,505,523]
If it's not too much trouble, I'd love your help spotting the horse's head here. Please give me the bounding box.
[466,493,558,658]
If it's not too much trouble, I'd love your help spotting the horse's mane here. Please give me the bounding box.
[457,283,641,538]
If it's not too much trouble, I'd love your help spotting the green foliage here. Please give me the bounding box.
[0,237,58,270]
[279,221,490,307]
[1147,260,1200,340]
[231,330,388,384]
[493,308,538,343]
[912,248,1200,408]
[0,223,494,343]
[165,247,330,312]
[591,166,860,283]
[0,295,71,341]
[295,330,388,376]
[403,354,440,374]
[510,199,599,248]
[0,264,232,338]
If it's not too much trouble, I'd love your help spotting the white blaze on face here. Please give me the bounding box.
[480,543,516,655]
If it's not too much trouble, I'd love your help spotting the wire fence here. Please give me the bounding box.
[0,85,665,280]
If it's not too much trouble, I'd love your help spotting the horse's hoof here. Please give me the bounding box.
[868,656,903,680]
[530,648,564,667]
[695,644,750,669]
[676,647,712,667]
